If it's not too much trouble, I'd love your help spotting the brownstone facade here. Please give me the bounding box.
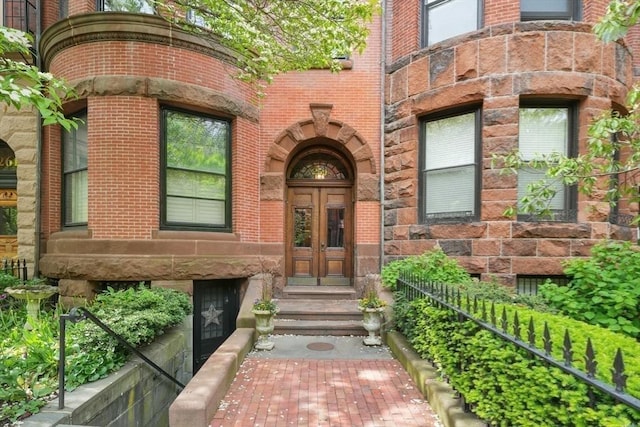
[1,0,638,298]
[384,0,639,287]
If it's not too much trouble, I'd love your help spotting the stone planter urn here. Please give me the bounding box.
[252,308,277,350]
[6,285,58,330]
[359,306,385,346]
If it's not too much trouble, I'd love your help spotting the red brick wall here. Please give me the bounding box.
[87,96,159,239]
[484,0,519,26]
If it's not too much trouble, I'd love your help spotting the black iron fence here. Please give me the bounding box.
[2,258,28,282]
[397,272,640,412]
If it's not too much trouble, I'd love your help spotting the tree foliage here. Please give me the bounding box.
[152,0,379,88]
[0,27,76,130]
[496,1,640,221]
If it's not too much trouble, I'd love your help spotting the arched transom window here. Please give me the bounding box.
[289,153,348,180]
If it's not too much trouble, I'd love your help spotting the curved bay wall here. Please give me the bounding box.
[384,22,635,283]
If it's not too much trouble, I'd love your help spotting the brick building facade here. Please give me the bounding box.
[0,0,637,302]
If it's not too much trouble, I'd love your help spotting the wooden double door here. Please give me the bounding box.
[286,186,352,286]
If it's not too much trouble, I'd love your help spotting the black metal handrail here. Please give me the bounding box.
[397,272,640,412]
[58,307,185,410]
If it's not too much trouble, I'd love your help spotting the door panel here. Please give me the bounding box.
[287,186,352,285]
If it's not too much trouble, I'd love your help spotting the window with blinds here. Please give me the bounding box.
[517,105,576,222]
[420,110,480,223]
[162,108,231,231]
[63,111,88,227]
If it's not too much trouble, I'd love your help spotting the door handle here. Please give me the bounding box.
[321,242,326,252]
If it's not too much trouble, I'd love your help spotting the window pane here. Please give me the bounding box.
[294,208,312,247]
[425,165,475,215]
[167,197,225,224]
[166,112,228,174]
[521,0,570,13]
[425,112,475,169]
[519,108,568,159]
[326,208,344,248]
[63,115,87,172]
[103,0,154,13]
[517,168,565,210]
[0,206,17,235]
[427,0,478,45]
[64,170,88,224]
[167,169,226,200]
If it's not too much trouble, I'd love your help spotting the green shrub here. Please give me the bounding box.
[540,241,640,338]
[397,296,640,426]
[382,247,472,290]
[0,284,191,423]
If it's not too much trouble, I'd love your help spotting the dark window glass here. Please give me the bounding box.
[162,109,231,230]
[521,0,582,21]
[63,112,88,226]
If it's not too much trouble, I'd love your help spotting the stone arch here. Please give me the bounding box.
[262,104,378,202]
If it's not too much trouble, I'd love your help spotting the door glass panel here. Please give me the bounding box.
[0,205,17,235]
[294,208,312,247]
[326,208,344,248]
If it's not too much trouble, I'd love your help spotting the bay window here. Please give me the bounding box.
[63,111,88,226]
[518,104,577,221]
[420,109,481,223]
[162,108,231,231]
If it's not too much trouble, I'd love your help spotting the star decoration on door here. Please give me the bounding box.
[202,304,223,328]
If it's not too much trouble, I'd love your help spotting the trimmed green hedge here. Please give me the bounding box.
[397,296,640,426]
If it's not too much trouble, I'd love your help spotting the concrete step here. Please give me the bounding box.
[274,319,366,336]
[282,285,357,300]
[275,298,362,321]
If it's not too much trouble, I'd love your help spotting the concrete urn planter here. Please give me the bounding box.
[359,306,385,346]
[252,309,277,350]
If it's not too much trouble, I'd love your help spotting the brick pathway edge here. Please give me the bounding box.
[384,331,485,427]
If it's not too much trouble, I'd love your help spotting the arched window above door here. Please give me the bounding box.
[289,152,349,181]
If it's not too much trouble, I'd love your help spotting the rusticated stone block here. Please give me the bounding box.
[508,33,545,72]
[538,240,570,257]
[426,223,487,239]
[472,239,500,256]
[502,239,536,256]
[457,256,487,274]
[390,66,408,104]
[384,210,397,226]
[260,174,284,201]
[481,201,513,221]
[455,41,478,81]
[357,174,380,201]
[408,56,429,96]
[574,33,602,73]
[439,240,471,256]
[483,169,516,190]
[512,222,591,239]
[430,48,455,88]
[487,222,511,238]
[571,240,596,257]
[512,257,563,275]
[488,257,511,274]
[409,224,429,239]
[483,107,518,126]
[479,37,506,76]
[546,32,574,71]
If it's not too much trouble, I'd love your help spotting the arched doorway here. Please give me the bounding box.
[286,147,354,286]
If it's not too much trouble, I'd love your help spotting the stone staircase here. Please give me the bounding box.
[273,286,366,336]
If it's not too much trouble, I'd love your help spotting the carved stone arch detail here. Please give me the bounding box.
[265,119,376,175]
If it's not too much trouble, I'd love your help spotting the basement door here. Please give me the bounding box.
[286,186,353,286]
[193,280,239,373]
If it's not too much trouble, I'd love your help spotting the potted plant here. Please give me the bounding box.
[5,277,58,330]
[358,275,387,346]
[251,273,279,350]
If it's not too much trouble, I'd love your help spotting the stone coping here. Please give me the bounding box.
[385,330,485,427]
[21,326,187,426]
[169,328,254,427]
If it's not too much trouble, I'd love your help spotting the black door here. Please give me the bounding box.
[193,279,239,373]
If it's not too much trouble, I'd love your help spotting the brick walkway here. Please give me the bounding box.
[210,357,441,427]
